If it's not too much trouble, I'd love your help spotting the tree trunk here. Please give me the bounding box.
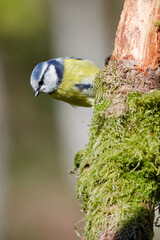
[113,0,160,69]
[76,0,160,239]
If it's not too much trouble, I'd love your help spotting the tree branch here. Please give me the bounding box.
[75,1,160,239]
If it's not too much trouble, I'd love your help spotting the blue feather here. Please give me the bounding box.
[31,62,44,81]
[75,83,92,90]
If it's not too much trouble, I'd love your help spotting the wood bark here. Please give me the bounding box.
[113,0,160,70]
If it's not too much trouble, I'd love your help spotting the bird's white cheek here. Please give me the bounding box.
[43,65,58,93]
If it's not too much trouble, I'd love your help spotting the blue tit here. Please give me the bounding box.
[30,57,100,107]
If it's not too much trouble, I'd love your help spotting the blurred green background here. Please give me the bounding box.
[0,0,159,239]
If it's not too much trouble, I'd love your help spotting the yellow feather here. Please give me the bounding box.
[50,58,100,107]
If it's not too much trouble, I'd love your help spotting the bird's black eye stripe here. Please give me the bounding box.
[39,78,44,86]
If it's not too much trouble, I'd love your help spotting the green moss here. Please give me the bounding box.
[75,64,160,239]
[154,20,160,30]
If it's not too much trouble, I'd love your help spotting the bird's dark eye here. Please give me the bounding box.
[39,79,44,86]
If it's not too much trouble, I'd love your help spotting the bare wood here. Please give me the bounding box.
[113,0,160,69]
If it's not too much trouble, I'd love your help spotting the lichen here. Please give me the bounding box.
[75,62,160,240]
[154,20,160,30]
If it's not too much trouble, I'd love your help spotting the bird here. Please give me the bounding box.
[30,57,100,107]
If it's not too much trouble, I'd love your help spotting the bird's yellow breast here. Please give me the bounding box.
[50,58,100,107]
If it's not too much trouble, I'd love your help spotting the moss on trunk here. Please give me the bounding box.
[75,61,160,240]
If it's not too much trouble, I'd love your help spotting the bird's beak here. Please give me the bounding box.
[34,90,40,98]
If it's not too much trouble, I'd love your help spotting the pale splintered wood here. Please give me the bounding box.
[113,0,160,69]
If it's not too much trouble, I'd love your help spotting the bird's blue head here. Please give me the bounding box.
[30,58,64,97]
